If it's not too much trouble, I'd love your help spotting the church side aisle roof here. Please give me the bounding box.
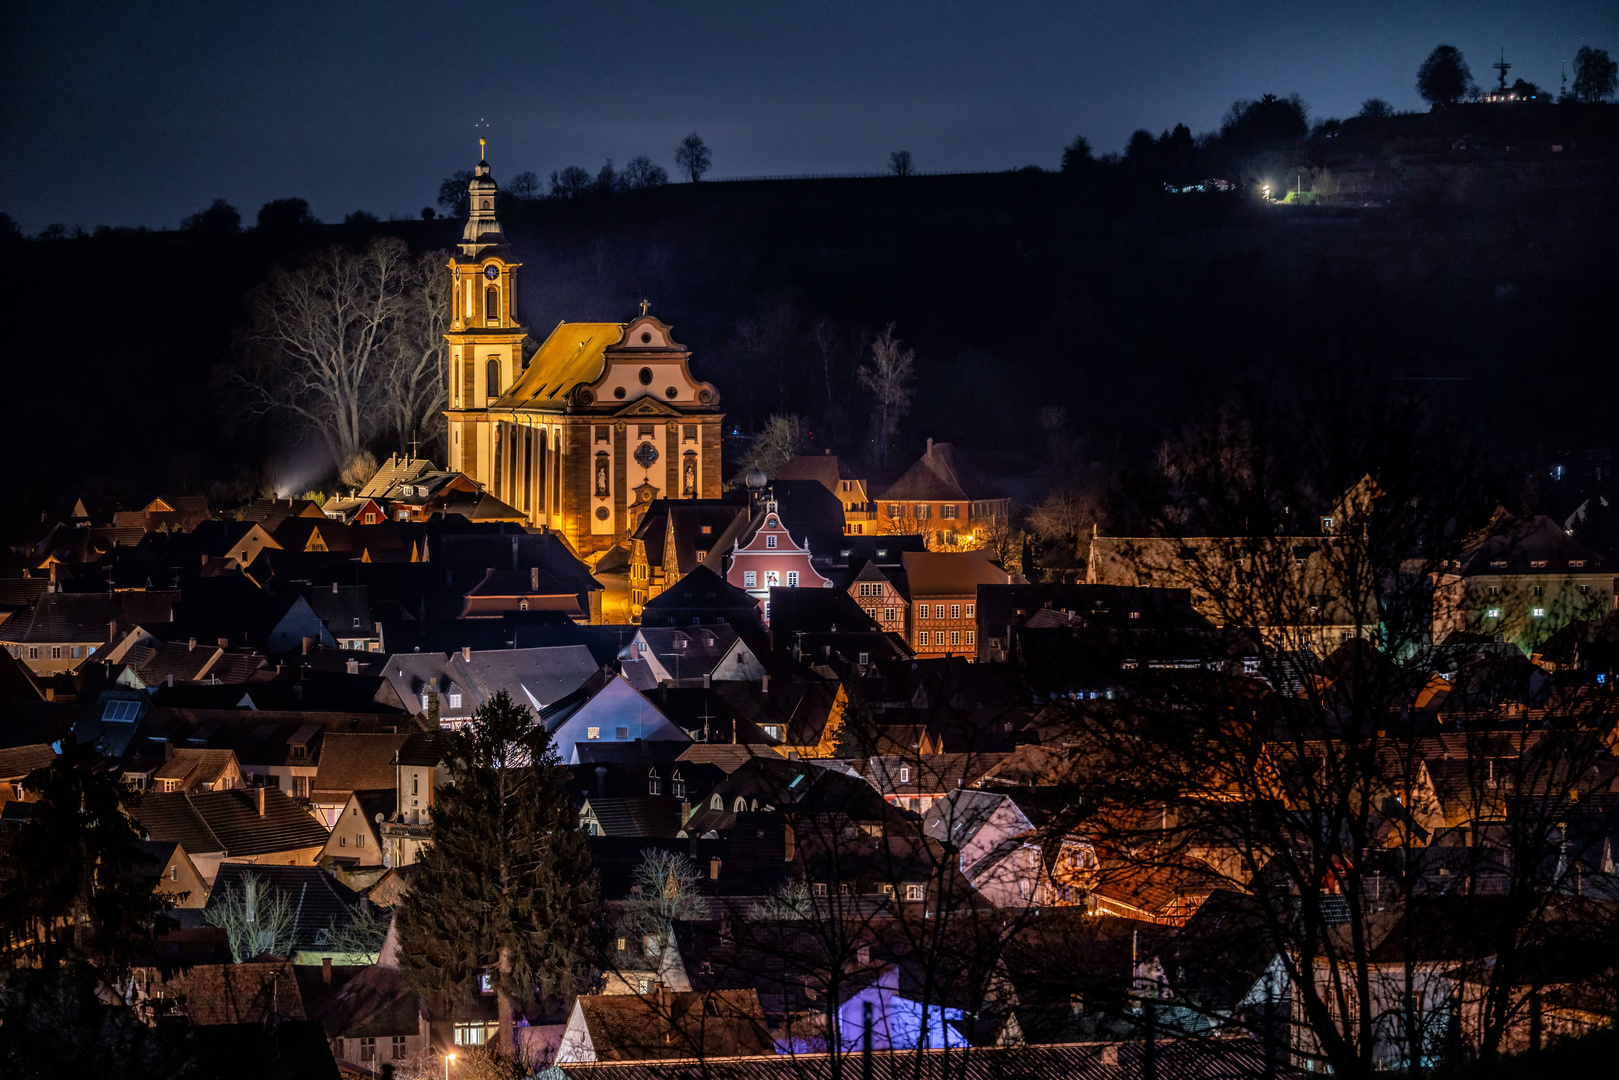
[493,321,625,411]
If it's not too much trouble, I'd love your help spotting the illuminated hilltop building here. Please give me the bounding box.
[444,154,724,557]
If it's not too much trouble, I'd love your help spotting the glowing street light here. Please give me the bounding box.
[444,1052,457,1080]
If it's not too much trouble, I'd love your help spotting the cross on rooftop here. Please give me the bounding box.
[1495,50,1512,91]
[639,298,651,316]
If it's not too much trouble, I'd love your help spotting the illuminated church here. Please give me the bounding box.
[444,155,725,557]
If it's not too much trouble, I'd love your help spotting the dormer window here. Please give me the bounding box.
[672,771,686,798]
[648,769,661,796]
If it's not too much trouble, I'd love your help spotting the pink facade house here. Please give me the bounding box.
[725,498,833,621]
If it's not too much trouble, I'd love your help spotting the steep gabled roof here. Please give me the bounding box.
[901,550,1009,596]
[313,733,412,800]
[494,321,626,411]
[878,441,1007,503]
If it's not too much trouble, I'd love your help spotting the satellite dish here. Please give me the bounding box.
[374,812,385,824]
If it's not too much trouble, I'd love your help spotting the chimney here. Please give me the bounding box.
[658,982,670,1013]
[462,646,471,662]
[188,637,196,652]
[511,536,520,567]
[926,437,934,457]
[256,786,266,817]
[530,566,539,591]
[331,581,339,594]
[761,674,770,694]
[824,448,830,455]
[322,956,332,985]
[167,672,174,688]
[301,636,313,655]
[595,766,608,799]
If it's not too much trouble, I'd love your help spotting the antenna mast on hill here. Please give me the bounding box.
[1495,49,1512,92]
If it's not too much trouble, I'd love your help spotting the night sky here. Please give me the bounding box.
[3,1,1615,232]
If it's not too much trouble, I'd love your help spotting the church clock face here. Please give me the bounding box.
[483,264,499,280]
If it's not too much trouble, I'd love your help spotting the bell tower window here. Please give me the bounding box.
[487,358,501,398]
[485,286,499,324]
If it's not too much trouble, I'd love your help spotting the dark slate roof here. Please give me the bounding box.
[636,626,743,676]
[640,566,760,621]
[144,959,307,1025]
[0,591,123,644]
[877,441,1008,503]
[764,586,879,636]
[1461,513,1611,575]
[583,795,682,837]
[206,863,363,953]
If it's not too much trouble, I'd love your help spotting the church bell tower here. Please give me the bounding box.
[444,144,525,481]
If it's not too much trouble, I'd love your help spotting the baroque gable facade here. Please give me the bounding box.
[443,158,725,557]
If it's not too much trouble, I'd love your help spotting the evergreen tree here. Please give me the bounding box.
[396,691,597,1053]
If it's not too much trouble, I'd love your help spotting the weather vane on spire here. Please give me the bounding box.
[475,117,491,160]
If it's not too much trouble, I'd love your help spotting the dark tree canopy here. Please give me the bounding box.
[1221,93,1308,142]
[621,155,669,189]
[437,169,474,217]
[256,197,317,233]
[396,691,597,1027]
[1358,98,1394,120]
[1574,46,1618,103]
[1060,134,1095,173]
[1417,44,1472,106]
[181,198,241,235]
[675,132,712,182]
[549,165,593,200]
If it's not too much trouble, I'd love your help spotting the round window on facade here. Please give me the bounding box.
[641,331,653,344]
[638,367,654,385]
[613,386,626,399]
[665,386,678,399]
[595,507,610,521]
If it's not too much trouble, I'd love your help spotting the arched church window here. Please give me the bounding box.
[487,359,500,397]
[485,286,499,323]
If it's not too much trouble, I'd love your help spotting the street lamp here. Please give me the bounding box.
[444,1052,456,1080]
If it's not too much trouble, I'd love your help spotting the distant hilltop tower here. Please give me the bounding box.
[442,151,725,559]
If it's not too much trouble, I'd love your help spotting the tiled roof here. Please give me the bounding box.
[573,988,773,1061]
[584,796,682,837]
[493,321,625,411]
[152,747,238,789]
[0,742,55,780]
[396,731,450,768]
[135,788,329,857]
[206,864,363,952]
[312,733,411,800]
[0,591,123,644]
[901,550,1009,597]
[142,960,306,1025]
[306,961,422,1040]
[877,441,1006,503]
[358,455,438,500]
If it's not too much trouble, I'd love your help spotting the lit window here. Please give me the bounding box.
[904,884,925,901]
[918,604,930,619]
[965,604,974,618]
[918,631,930,646]
[709,858,722,880]
[763,725,781,740]
[1487,608,1501,618]
[884,608,896,622]
[50,647,61,660]
[965,631,975,646]
[899,766,910,783]
[744,570,757,588]
[950,630,961,646]
[672,771,686,798]
[942,504,958,519]
[587,727,601,739]
[616,726,628,739]
[887,504,902,520]
[1533,608,1546,617]
[950,604,961,620]
[449,693,462,709]
[786,571,798,587]
[765,535,777,549]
